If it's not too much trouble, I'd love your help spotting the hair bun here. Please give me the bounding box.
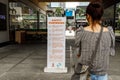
[91,3,101,8]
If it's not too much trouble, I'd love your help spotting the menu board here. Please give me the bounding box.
[44,17,67,73]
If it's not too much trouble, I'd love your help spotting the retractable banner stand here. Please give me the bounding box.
[44,17,67,73]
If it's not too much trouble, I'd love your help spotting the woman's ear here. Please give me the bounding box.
[86,14,90,19]
[86,14,90,21]
[86,14,91,25]
[86,14,92,22]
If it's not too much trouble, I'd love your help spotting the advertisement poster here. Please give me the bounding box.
[44,17,67,73]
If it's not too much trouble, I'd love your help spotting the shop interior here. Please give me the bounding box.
[9,2,47,43]
[8,1,120,44]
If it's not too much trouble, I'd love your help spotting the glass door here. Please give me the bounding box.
[115,2,120,41]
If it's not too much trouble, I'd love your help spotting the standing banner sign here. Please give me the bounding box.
[44,17,67,73]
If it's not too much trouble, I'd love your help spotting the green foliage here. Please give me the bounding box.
[116,8,120,30]
[78,8,85,16]
[117,19,120,30]
[115,30,120,33]
[117,7,120,14]
[117,19,120,26]
[54,7,63,17]
[66,21,70,27]
[47,12,54,17]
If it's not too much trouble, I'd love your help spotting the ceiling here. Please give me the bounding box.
[37,0,89,2]
[30,0,120,9]
[9,0,120,10]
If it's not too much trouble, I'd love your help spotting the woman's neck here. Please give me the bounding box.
[89,23,101,32]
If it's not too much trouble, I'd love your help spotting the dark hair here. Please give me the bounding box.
[86,2,104,22]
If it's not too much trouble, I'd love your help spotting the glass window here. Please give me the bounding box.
[115,2,120,40]
[103,5,114,26]
[9,2,37,30]
[39,12,47,30]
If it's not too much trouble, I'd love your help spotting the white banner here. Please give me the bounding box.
[44,17,67,73]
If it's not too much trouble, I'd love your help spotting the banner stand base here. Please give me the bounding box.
[44,67,67,73]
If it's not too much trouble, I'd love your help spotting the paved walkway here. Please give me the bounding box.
[0,40,120,80]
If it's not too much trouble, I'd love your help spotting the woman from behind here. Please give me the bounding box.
[71,1,115,80]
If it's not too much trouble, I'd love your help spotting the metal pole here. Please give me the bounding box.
[70,46,74,73]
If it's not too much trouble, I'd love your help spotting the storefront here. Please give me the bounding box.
[103,1,120,41]
[9,1,47,43]
[0,0,9,46]
[115,2,120,41]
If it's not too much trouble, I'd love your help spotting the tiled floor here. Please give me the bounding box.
[0,40,120,80]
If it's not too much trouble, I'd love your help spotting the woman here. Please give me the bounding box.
[71,1,115,80]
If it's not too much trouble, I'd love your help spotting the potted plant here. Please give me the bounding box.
[116,7,120,29]
[117,19,120,29]
[54,7,64,17]
[117,7,120,14]
[79,8,85,16]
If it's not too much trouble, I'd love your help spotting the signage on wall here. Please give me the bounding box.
[44,17,67,73]
[0,2,7,31]
[65,9,74,17]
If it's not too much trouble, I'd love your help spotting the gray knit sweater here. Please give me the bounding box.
[74,26,115,75]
